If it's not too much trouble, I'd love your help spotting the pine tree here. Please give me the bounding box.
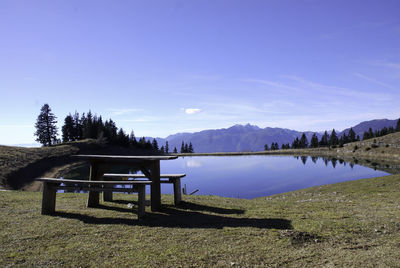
[152,139,159,152]
[380,127,388,136]
[348,128,356,142]
[396,118,400,132]
[188,142,194,153]
[368,128,374,139]
[184,143,189,153]
[104,119,118,144]
[34,104,59,146]
[329,129,339,146]
[160,146,165,154]
[319,131,329,147]
[117,128,129,147]
[90,114,99,139]
[72,111,83,140]
[291,137,300,149]
[264,144,269,151]
[83,111,93,139]
[180,141,185,153]
[299,133,309,148]
[129,131,137,147]
[310,133,319,148]
[138,137,147,149]
[173,147,178,154]
[95,115,104,139]
[61,114,74,142]
[146,140,153,150]
[165,141,169,154]
[341,133,349,144]
[362,131,370,140]
[79,113,87,140]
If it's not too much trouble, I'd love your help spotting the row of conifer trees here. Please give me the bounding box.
[61,110,194,153]
[265,118,400,151]
[34,104,194,153]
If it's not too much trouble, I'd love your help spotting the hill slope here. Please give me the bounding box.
[339,119,398,138]
[0,140,156,190]
[1,174,400,266]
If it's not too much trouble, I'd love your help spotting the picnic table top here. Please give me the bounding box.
[72,154,178,162]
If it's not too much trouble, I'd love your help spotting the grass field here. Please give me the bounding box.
[1,174,400,267]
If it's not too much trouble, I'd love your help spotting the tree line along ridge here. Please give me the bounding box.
[265,120,400,151]
[33,103,194,154]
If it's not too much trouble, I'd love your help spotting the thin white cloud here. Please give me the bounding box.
[281,75,393,100]
[374,61,400,70]
[371,61,400,78]
[242,78,304,93]
[185,108,202,114]
[353,72,396,90]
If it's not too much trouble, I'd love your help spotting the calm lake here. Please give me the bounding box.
[157,155,389,199]
[61,155,390,199]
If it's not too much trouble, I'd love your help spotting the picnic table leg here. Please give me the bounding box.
[103,190,113,202]
[173,178,182,206]
[42,182,56,215]
[137,185,146,219]
[87,161,102,207]
[150,161,161,211]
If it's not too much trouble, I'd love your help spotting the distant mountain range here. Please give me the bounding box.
[153,118,398,153]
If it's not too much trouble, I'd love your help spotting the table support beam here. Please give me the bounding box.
[149,161,161,211]
[87,161,109,207]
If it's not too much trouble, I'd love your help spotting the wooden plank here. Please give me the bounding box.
[150,161,161,211]
[103,173,186,179]
[41,182,56,215]
[73,155,178,162]
[55,186,146,192]
[87,161,102,207]
[37,178,151,185]
[173,178,182,206]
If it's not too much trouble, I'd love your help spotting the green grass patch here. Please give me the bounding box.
[1,174,400,266]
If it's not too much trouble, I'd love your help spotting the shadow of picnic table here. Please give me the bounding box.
[53,201,292,230]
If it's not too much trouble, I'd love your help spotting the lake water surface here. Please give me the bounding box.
[158,155,389,199]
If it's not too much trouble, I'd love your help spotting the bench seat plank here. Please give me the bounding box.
[37,178,150,219]
[103,173,186,179]
[37,178,152,185]
[103,173,186,206]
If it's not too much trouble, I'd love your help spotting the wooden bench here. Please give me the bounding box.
[36,178,152,220]
[103,173,186,206]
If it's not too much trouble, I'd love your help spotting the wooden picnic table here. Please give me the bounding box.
[72,155,178,211]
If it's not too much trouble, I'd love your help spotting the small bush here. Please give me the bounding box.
[365,147,371,151]
[371,144,379,148]
[353,145,358,151]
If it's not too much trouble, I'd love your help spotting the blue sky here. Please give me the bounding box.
[1,0,399,145]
